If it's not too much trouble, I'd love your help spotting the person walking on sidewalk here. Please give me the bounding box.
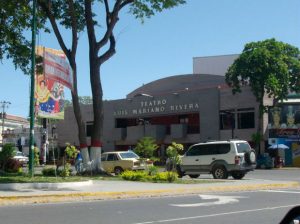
[75,150,83,174]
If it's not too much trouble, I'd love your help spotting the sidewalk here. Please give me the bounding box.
[0,177,298,206]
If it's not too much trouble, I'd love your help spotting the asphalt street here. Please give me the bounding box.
[1,188,300,224]
[0,169,299,224]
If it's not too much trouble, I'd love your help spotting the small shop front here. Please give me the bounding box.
[268,104,300,167]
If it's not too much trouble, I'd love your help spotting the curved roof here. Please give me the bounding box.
[127,74,226,98]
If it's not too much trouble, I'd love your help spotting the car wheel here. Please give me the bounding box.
[188,174,200,178]
[231,172,245,180]
[114,167,124,175]
[212,166,228,179]
[245,150,256,165]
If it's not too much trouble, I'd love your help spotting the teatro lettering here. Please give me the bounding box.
[113,99,200,116]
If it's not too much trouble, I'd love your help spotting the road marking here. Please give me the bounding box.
[170,194,246,207]
[132,204,300,224]
[261,190,300,194]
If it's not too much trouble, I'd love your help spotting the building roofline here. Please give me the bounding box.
[193,54,240,60]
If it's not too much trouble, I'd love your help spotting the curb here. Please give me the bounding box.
[0,181,298,206]
[0,180,93,191]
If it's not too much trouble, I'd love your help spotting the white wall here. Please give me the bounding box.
[193,54,239,76]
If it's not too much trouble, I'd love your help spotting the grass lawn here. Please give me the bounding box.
[0,174,111,183]
[0,173,219,184]
[0,165,219,184]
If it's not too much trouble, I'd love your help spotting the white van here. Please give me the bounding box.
[178,140,256,179]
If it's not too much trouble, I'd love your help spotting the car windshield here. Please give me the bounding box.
[236,142,251,153]
[15,152,23,156]
[119,152,139,159]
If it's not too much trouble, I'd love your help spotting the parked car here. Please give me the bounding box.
[13,151,29,166]
[101,151,147,175]
[178,140,256,179]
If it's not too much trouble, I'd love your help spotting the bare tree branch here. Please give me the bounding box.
[84,0,96,48]
[99,33,116,65]
[37,0,71,60]
[120,0,134,10]
[96,0,122,51]
[67,0,78,57]
[96,0,133,64]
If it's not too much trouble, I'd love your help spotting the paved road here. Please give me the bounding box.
[248,168,300,182]
[0,168,299,224]
[1,188,300,224]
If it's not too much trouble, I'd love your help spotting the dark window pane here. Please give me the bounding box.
[186,145,202,156]
[107,154,115,161]
[217,144,231,154]
[220,111,235,130]
[238,112,255,129]
[86,122,93,137]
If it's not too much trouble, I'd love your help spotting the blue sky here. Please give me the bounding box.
[1,0,300,117]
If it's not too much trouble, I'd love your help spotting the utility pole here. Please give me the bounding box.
[29,0,37,177]
[0,101,11,142]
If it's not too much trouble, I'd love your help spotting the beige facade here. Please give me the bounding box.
[57,74,273,154]
[56,55,274,153]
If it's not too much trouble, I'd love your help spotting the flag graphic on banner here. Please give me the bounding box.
[34,46,72,119]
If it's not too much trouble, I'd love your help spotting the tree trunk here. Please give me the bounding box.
[69,60,90,168]
[89,50,103,171]
[257,99,264,155]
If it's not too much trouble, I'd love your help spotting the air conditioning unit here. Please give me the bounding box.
[268,138,278,145]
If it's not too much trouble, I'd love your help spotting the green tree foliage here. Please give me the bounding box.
[251,132,263,151]
[166,142,184,171]
[226,39,300,153]
[64,96,93,107]
[34,146,40,166]
[134,137,158,158]
[0,0,185,171]
[0,0,48,74]
[0,143,16,170]
[226,39,300,117]
[65,143,78,159]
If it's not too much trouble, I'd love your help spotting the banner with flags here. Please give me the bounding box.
[34,46,72,119]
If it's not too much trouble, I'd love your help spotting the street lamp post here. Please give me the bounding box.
[0,101,11,138]
[230,113,235,139]
[222,110,235,139]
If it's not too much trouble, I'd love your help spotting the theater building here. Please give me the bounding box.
[57,55,274,156]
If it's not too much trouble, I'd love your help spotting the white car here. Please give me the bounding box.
[13,151,29,165]
[178,140,256,179]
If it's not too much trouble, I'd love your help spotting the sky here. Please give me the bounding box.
[1,0,300,118]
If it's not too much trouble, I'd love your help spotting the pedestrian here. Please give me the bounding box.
[75,150,83,173]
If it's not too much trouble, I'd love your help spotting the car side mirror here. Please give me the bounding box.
[279,206,300,224]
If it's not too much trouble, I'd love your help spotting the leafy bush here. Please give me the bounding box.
[60,163,72,178]
[0,143,16,170]
[42,167,56,176]
[121,170,178,182]
[121,170,148,181]
[34,146,40,166]
[152,171,178,183]
[65,143,78,159]
[166,142,184,171]
[147,165,159,176]
[134,137,158,159]
[5,158,22,173]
